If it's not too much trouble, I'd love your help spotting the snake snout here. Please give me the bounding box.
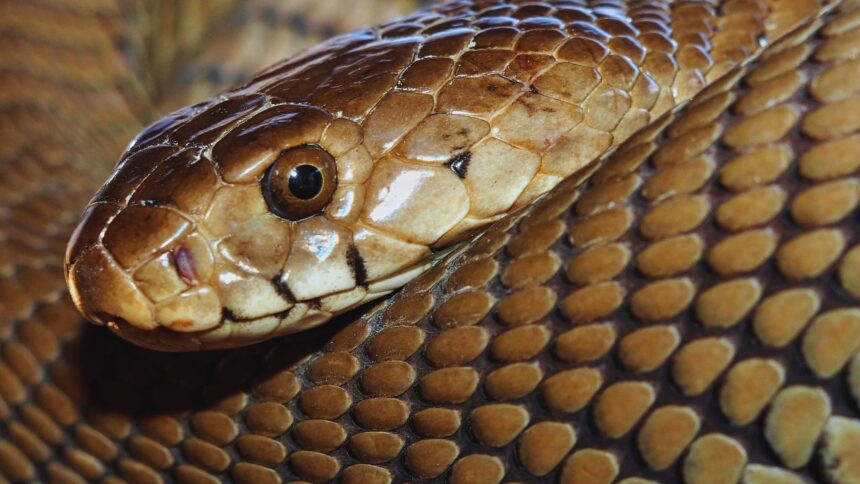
[64,191,228,333]
[66,243,158,332]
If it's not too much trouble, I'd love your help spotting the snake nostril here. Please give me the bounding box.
[173,245,198,285]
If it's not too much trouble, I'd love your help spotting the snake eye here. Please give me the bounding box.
[262,145,337,221]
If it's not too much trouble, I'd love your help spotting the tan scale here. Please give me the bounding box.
[4,0,860,483]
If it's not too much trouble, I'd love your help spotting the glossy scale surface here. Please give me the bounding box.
[65,0,819,350]
[2,0,860,483]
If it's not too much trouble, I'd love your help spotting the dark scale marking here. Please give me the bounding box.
[277,307,293,319]
[347,243,368,286]
[272,274,297,303]
[447,151,471,178]
[221,307,238,323]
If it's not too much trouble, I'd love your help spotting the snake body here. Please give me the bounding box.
[2,0,860,482]
[67,0,818,351]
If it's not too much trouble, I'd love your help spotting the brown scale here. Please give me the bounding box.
[3,1,860,484]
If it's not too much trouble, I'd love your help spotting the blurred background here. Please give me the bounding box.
[0,0,428,331]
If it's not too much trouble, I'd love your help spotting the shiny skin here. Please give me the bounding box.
[3,0,860,483]
[66,0,818,350]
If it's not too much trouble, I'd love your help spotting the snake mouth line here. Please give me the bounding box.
[92,244,455,352]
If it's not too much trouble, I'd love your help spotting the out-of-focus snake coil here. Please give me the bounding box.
[1,0,859,483]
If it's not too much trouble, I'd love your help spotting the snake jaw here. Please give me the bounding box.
[63,168,440,350]
[65,197,449,351]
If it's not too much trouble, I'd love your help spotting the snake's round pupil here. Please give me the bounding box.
[289,164,323,200]
[262,145,337,222]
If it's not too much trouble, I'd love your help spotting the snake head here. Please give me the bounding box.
[65,30,573,351]
[64,93,459,351]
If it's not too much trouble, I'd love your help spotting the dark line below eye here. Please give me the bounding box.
[222,307,238,322]
[346,244,368,286]
[447,151,471,179]
[272,274,296,303]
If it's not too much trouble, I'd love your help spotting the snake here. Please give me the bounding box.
[2,0,860,482]
[64,0,822,351]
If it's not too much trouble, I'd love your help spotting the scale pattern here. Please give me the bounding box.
[65,0,815,350]
[2,0,859,483]
[225,5,859,481]
[254,5,856,481]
